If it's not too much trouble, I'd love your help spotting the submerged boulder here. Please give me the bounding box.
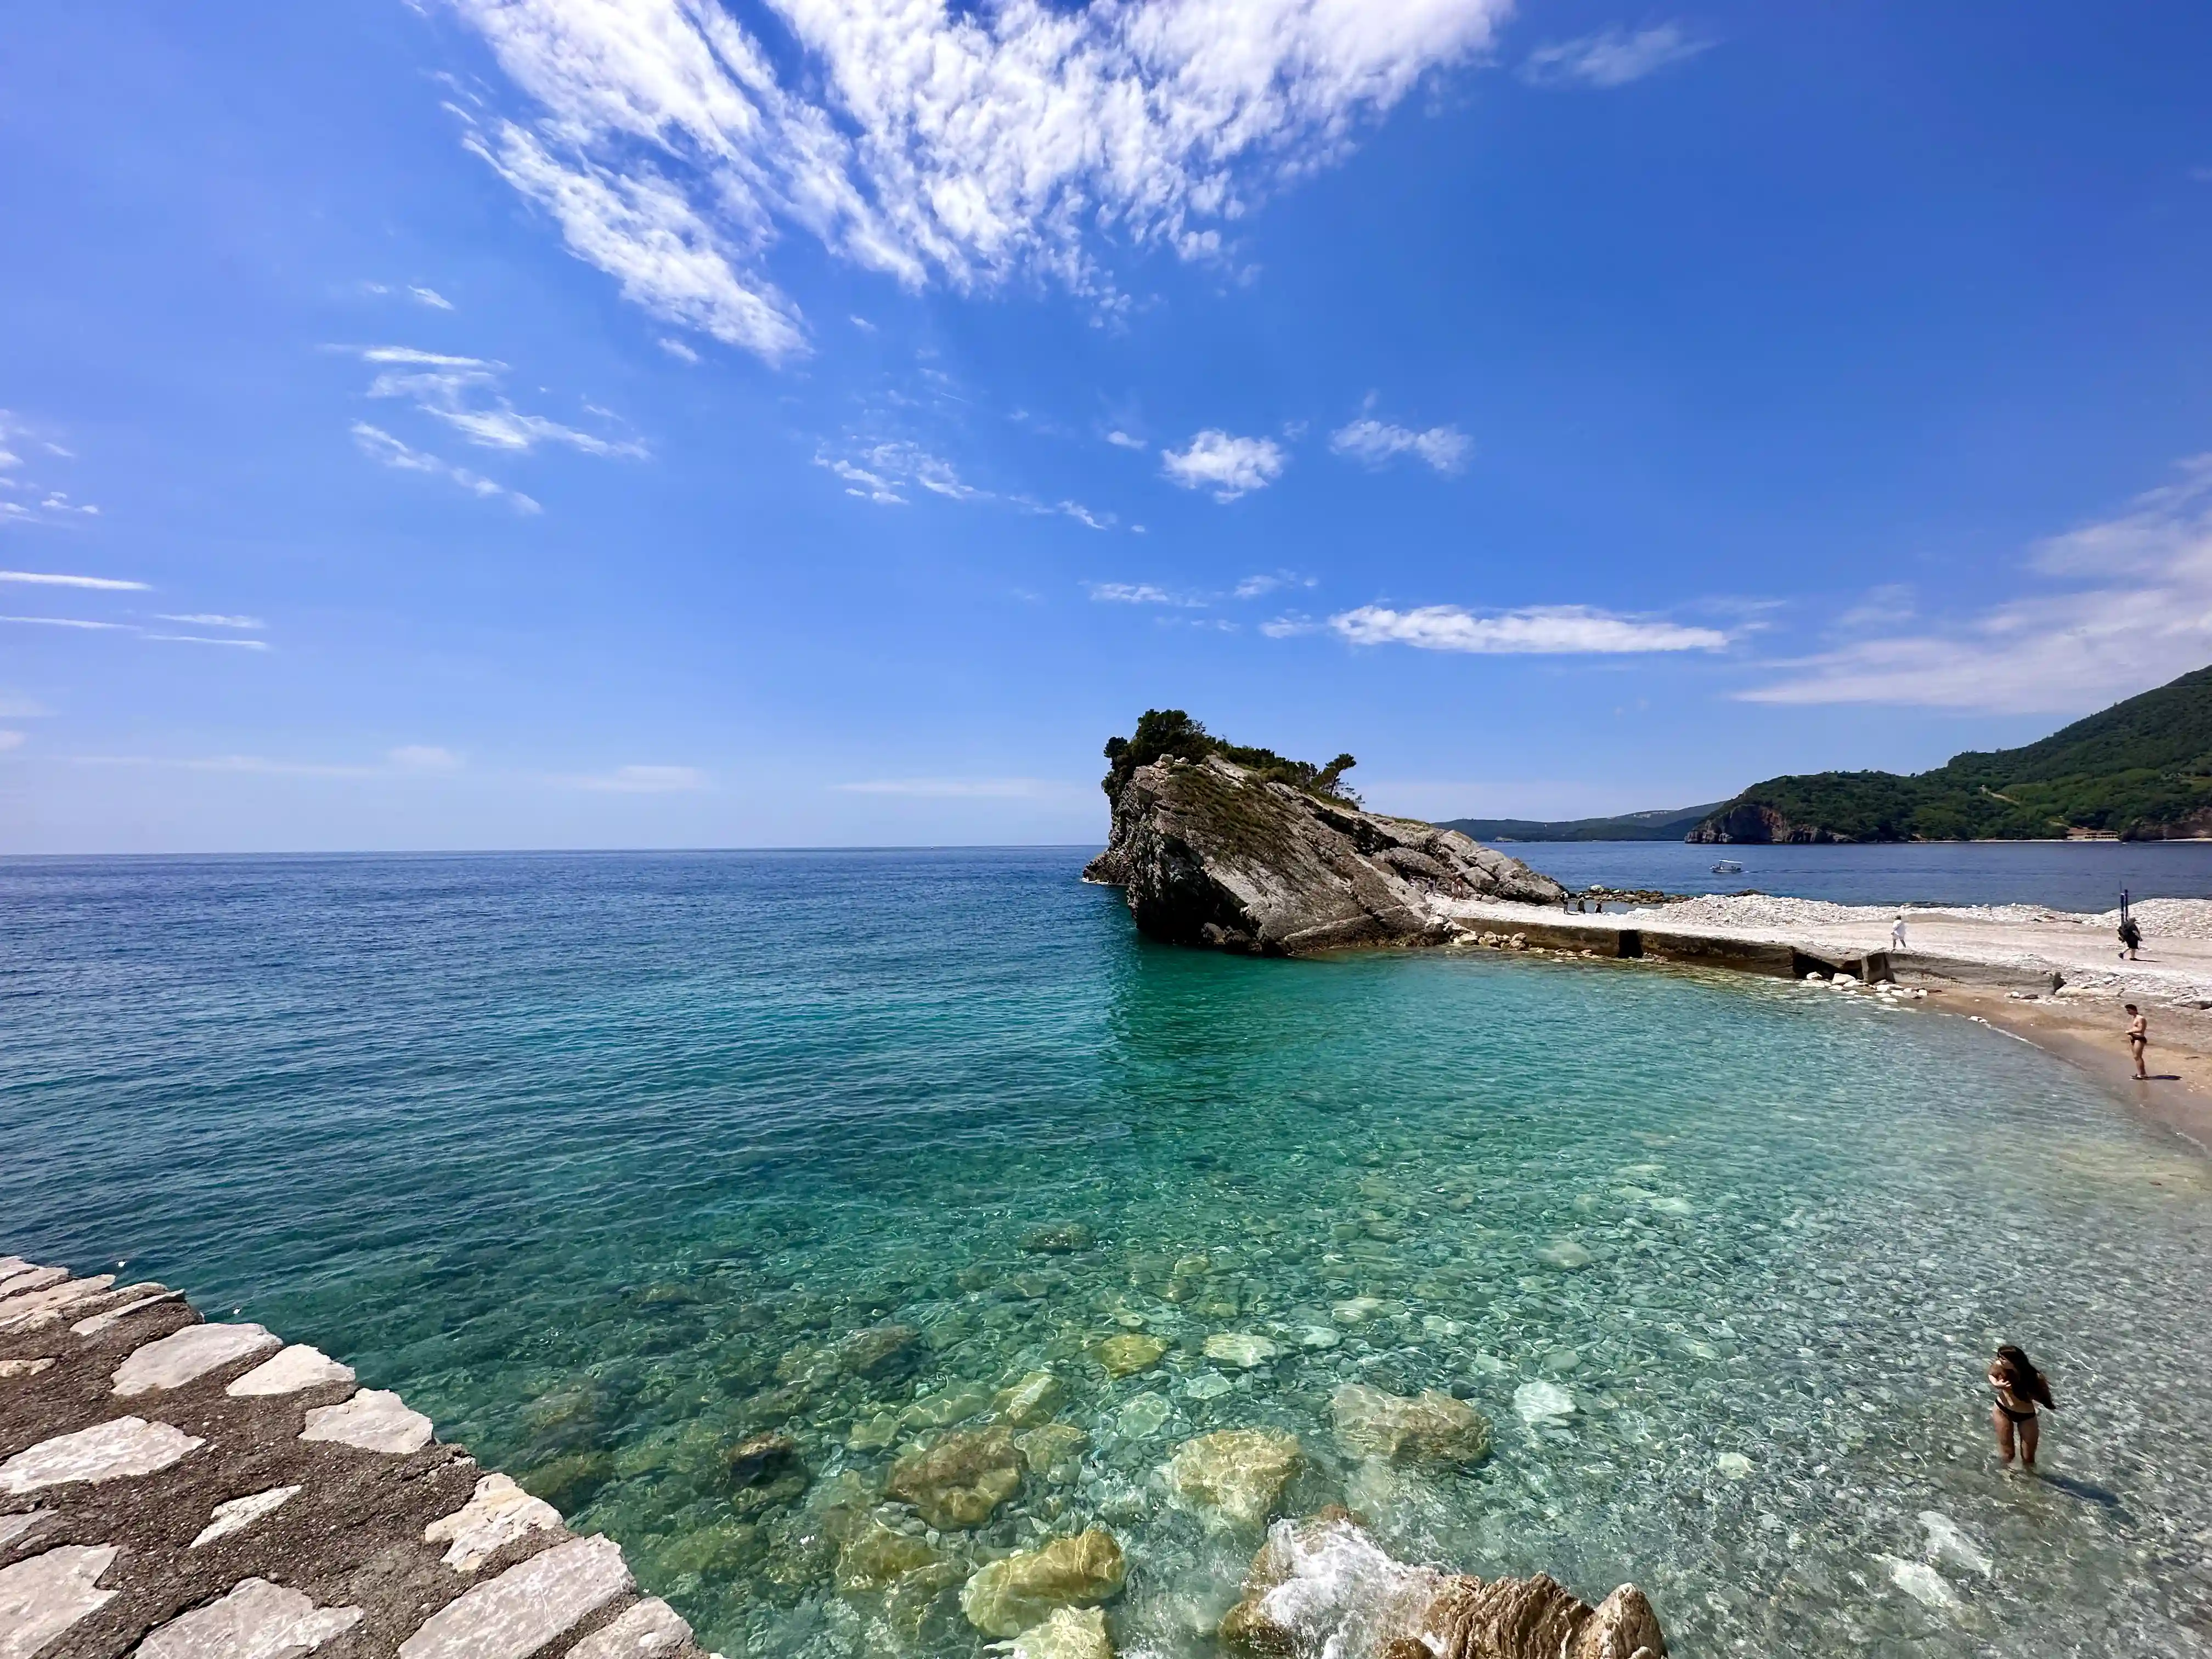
[1009,1605,1113,1659]
[886,1425,1024,1530]
[1218,1510,1664,1659]
[1330,1384,1491,1467]
[1086,749,1563,955]
[960,1528,1127,1637]
[1163,1429,1304,1530]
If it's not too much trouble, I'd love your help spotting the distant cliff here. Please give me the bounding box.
[1690,663,2212,843]
[1085,710,1565,954]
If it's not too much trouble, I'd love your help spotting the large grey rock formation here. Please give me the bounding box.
[1084,754,1565,953]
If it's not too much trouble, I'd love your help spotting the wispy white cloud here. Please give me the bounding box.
[658,336,702,364]
[1520,22,1712,89]
[354,346,647,456]
[1104,430,1147,452]
[1331,603,1730,654]
[1330,415,1470,474]
[567,763,707,793]
[1835,584,1915,630]
[1161,430,1285,501]
[144,634,273,651]
[154,613,264,629]
[817,441,1110,527]
[0,416,100,523]
[1740,453,2212,713]
[351,422,543,514]
[73,754,379,778]
[443,0,1512,360]
[832,777,1077,798]
[0,614,132,631]
[409,285,456,309]
[1261,614,1321,637]
[1086,581,1207,607]
[1234,571,1315,599]
[390,744,465,772]
[0,570,148,591]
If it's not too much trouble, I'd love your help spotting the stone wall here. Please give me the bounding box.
[0,1255,710,1659]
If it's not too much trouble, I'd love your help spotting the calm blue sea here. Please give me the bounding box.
[2,850,2208,1658]
[1511,838,2212,909]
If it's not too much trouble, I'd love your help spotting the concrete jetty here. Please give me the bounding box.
[0,1256,708,1659]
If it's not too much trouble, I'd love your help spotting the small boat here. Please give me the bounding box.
[1711,860,1744,874]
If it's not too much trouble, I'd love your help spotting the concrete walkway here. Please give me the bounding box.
[0,1257,709,1659]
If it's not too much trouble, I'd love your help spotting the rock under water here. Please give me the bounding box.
[1218,1510,1666,1659]
[1084,754,1564,954]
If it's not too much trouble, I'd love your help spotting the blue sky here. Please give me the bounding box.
[3,1,2210,852]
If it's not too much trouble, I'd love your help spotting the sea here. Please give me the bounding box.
[1509,838,2212,910]
[3,848,2209,1658]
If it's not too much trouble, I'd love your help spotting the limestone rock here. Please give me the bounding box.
[992,1372,1067,1427]
[0,1417,204,1493]
[776,1323,919,1389]
[1010,1605,1113,1659]
[112,1323,281,1396]
[424,1473,562,1571]
[566,1598,693,1659]
[1218,1511,1665,1659]
[1163,1429,1302,1529]
[1093,1335,1166,1378]
[1330,1384,1492,1466]
[1091,753,1564,955]
[885,1425,1023,1530]
[192,1486,302,1548]
[70,1290,184,1338]
[0,1513,47,1549]
[0,1361,53,1381]
[0,1544,119,1659]
[397,1535,631,1659]
[1513,1381,1577,1429]
[227,1345,355,1397]
[959,1529,1126,1637]
[726,1432,809,1515]
[833,1519,944,1591]
[135,1576,361,1659]
[1202,1333,1279,1370]
[301,1388,433,1454]
[1020,1223,1096,1255]
[1016,1424,1088,1484]
[0,1276,115,1330]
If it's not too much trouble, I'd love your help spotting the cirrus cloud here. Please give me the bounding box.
[442,0,1514,360]
[1331,603,1730,654]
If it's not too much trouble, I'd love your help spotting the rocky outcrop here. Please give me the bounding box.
[1084,756,1566,954]
[1219,1510,1664,1659]
[1685,802,1849,845]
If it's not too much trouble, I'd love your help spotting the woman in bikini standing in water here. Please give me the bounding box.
[1989,1344,2056,1470]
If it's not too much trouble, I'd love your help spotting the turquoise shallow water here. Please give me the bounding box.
[3,850,2210,1657]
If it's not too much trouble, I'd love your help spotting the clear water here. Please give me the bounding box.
[3,850,2208,1658]
[1512,838,2212,910]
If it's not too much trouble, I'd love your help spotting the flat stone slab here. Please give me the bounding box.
[227,1346,354,1398]
[72,1290,184,1338]
[0,1269,66,1302]
[114,1324,281,1396]
[0,1362,53,1382]
[0,1278,116,1330]
[191,1486,302,1549]
[0,1515,46,1550]
[0,1544,119,1659]
[566,1598,692,1659]
[0,1418,205,1493]
[134,1576,362,1659]
[424,1474,560,1572]
[300,1390,432,1454]
[397,1535,631,1659]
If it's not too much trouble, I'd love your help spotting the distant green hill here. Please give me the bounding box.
[1690,664,2212,843]
[1442,803,1724,842]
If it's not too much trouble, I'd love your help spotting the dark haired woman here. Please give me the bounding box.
[1989,1345,2055,1470]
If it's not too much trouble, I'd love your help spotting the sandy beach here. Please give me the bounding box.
[1440,891,2212,1153]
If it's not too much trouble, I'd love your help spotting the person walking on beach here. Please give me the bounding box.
[1890,912,1908,952]
[2127,1004,2149,1079]
[2118,914,2143,960]
[1989,1345,2056,1471]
